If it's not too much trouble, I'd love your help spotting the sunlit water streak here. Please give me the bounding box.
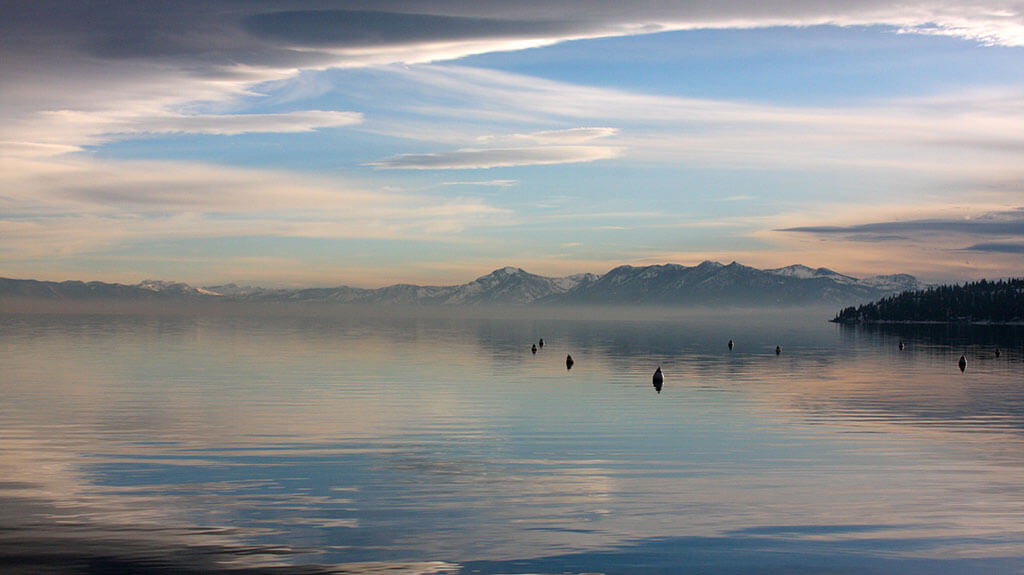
[1,309,1023,574]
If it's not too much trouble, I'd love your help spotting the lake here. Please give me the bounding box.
[1,307,1023,574]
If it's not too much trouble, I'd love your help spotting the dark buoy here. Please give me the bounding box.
[531,344,537,354]
[898,341,905,351]
[539,338,544,348]
[958,354,967,372]
[775,345,782,355]
[995,348,1001,358]
[652,366,663,394]
[566,354,574,370]
[728,339,734,350]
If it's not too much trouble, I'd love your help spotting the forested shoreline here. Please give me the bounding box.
[832,278,1024,324]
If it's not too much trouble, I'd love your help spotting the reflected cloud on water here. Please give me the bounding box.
[1,310,1024,573]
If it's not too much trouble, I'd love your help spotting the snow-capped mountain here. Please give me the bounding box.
[1,262,925,307]
[857,274,922,293]
[0,278,212,301]
[138,279,221,296]
[440,267,579,304]
[541,261,919,306]
[766,264,859,285]
[234,267,594,305]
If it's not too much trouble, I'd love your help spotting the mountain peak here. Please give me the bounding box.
[476,267,527,282]
[137,279,200,293]
[768,264,851,280]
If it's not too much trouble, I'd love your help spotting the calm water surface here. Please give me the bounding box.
[1,308,1023,574]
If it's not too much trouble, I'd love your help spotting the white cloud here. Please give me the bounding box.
[369,126,621,170]
[5,2,1024,158]
[2,110,362,158]
[380,65,1024,178]
[97,110,363,136]
[477,127,619,145]
[442,179,518,187]
[368,145,622,170]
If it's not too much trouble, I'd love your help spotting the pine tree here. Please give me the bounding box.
[831,278,1024,323]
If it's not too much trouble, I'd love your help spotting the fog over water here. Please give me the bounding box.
[1,307,1022,574]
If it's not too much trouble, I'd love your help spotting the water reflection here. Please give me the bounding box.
[1,310,1023,573]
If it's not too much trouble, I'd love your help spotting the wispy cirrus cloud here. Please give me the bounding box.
[369,127,621,169]
[369,145,621,170]
[70,109,363,137]
[2,110,362,157]
[476,127,619,145]
[369,65,1024,181]
[0,155,509,260]
[442,179,518,187]
[3,3,1022,169]
[5,2,1024,156]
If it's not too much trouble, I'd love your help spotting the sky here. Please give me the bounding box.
[1,1,1023,288]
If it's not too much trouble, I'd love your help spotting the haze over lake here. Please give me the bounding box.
[2,307,1022,574]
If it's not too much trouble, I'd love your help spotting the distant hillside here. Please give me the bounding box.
[831,278,1024,324]
[1,261,923,309]
[0,277,211,301]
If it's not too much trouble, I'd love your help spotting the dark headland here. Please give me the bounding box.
[832,278,1024,324]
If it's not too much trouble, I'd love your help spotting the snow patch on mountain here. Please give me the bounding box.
[860,274,924,293]
[767,265,858,284]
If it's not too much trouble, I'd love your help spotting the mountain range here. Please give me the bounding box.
[0,261,923,308]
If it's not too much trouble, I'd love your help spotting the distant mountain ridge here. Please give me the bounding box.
[0,261,924,307]
[538,261,920,306]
